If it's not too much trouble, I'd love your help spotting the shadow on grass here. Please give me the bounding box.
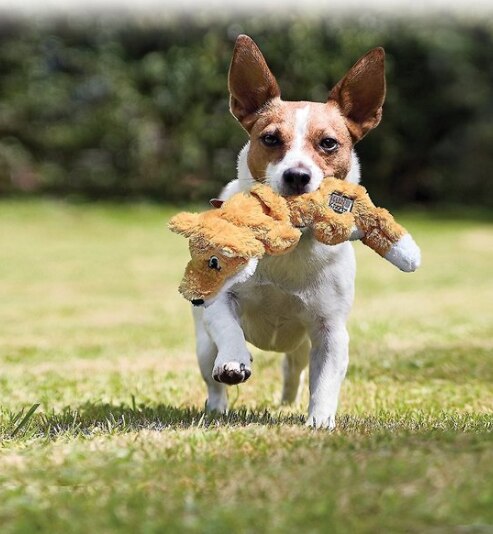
[0,401,306,441]
[1,400,492,443]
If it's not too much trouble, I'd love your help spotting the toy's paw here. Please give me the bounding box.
[385,233,421,272]
[213,362,252,385]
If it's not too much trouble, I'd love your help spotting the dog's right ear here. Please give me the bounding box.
[228,35,281,129]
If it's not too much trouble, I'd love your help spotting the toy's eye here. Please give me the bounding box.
[208,256,221,271]
[261,133,282,147]
[320,138,339,152]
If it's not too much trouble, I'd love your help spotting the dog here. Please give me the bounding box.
[192,35,386,429]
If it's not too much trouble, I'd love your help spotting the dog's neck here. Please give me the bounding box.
[236,142,361,192]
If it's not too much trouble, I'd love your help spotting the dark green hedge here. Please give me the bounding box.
[0,16,492,206]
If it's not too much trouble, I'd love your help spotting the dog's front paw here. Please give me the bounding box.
[213,361,251,385]
[305,413,336,431]
[205,391,228,414]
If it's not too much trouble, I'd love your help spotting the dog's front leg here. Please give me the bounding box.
[306,320,349,430]
[202,293,252,385]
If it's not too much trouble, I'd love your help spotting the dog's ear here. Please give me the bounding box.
[168,212,200,238]
[328,47,386,142]
[228,35,281,128]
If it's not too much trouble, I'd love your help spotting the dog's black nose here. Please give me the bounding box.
[191,299,204,306]
[283,168,311,193]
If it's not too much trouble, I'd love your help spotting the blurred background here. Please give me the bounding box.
[0,6,492,530]
[0,11,492,208]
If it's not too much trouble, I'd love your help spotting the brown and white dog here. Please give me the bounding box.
[192,35,386,429]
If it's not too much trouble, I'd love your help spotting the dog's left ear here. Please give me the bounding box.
[228,35,281,129]
[328,47,386,142]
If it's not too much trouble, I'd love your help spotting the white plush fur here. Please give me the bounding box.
[384,233,421,272]
[192,138,362,429]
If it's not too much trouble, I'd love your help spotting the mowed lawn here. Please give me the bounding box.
[0,200,492,533]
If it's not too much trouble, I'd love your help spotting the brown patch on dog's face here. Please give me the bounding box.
[228,35,386,192]
[246,100,354,183]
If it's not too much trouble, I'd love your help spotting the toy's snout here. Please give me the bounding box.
[178,251,250,305]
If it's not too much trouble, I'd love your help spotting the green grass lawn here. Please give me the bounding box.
[0,200,492,533]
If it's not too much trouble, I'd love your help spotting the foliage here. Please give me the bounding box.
[0,16,493,206]
[0,200,492,531]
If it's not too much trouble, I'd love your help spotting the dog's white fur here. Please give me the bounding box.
[193,109,362,429]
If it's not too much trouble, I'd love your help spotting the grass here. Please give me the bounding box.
[0,199,492,533]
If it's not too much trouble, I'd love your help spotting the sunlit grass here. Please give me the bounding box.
[0,200,492,533]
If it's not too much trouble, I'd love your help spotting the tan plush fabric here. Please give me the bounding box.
[168,185,300,301]
[286,178,406,257]
[169,177,410,301]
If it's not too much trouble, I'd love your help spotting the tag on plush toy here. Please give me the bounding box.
[329,192,354,214]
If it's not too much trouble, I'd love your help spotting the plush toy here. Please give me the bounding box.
[285,178,420,271]
[168,184,301,304]
[169,177,420,304]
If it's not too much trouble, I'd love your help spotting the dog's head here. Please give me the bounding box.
[169,212,262,305]
[229,35,386,195]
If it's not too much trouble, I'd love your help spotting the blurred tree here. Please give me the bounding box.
[0,16,491,207]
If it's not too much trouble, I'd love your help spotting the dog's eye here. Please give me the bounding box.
[261,134,281,147]
[208,256,221,271]
[320,138,339,152]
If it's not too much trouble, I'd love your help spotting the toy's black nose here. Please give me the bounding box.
[191,299,204,306]
[283,168,311,194]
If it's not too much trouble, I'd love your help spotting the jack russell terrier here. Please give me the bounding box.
[191,34,388,429]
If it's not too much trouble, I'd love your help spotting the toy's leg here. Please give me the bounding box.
[202,294,252,386]
[263,226,301,255]
[312,212,354,245]
[192,306,228,412]
[281,337,310,405]
[306,320,349,430]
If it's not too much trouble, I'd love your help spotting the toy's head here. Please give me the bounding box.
[169,212,263,306]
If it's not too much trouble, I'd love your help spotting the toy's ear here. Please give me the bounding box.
[217,224,265,259]
[222,235,265,259]
[168,212,200,238]
[250,184,291,222]
[328,47,386,142]
[209,198,224,208]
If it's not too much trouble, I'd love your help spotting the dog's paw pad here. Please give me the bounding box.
[213,362,251,385]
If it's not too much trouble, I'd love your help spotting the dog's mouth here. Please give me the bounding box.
[279,184,311,196]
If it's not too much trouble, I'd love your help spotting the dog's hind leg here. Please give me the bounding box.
[192,307,228,413]
[281,337,310,405]
[306,320,350,430]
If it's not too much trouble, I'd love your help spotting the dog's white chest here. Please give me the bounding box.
[232,234,356,352]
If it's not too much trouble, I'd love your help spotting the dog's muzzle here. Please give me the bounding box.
[191,299,205,307]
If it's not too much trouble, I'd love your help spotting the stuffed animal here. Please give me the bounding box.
[285,178,421,272]
[169,177,420,304]
[168,184,301,304]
